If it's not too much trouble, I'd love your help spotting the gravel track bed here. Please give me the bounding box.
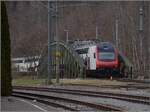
[13,93,96,111]
[47,85,150,97]
[15,89,150,112]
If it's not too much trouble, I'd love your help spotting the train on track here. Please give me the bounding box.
[75,41,130,78]
[12,56,39,72]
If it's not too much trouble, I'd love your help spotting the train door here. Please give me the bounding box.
[88,46,96,70]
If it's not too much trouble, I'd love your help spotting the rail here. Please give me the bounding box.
[14,86,150,105]
[13,90,123,111]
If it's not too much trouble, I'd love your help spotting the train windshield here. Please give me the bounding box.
[76,48,89,54]
[99,52,115,61]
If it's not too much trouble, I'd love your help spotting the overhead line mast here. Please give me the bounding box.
[47,1,53,84]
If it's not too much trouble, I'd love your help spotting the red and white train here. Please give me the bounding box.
[75,42,121,77]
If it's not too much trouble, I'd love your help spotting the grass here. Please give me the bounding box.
[12,76,125,87]
[12,76,46,86]
[59,78,125,86]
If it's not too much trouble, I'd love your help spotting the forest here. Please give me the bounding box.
[6,1,149,77]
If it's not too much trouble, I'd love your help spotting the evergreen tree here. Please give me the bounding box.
[1,1,12,96]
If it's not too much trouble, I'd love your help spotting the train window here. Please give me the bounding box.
[76,48,89,54]
[99,52,115,61]
[12,60,23,63]
[94,53,96,58]
[25,58,38,63]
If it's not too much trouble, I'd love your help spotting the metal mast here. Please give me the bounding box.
[115,19,119,49]
[96,26,98,40]
[47,1,52,84]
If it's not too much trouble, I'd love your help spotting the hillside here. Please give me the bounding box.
[6,1,150,72]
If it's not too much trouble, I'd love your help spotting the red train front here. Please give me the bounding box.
[96,42,118,69]
[95,42,119,77]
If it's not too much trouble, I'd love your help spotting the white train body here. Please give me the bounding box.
[12,56,40,72]
[75,45,97,70]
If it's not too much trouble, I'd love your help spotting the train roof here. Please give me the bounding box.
[72,40,97,50]
[97,42,115,52]
[98,42,114,47]
[75,44,96,50]
[74,41,115,50]
[12,56,40,61]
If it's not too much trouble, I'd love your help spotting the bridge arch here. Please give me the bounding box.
[38,41,86,79]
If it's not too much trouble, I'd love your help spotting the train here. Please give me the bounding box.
[75,42,127,77]
[12,56,40,72]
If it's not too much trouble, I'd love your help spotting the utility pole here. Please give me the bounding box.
[47,1,52,84]
[64,29,69,43]
[55,1,59,84]
[139,4,144,72]
[115,19,119,49]
[96,26,98,40]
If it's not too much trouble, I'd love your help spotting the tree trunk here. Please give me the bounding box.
[1,1,12,96]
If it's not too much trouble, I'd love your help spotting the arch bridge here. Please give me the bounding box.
[38,41,86,79]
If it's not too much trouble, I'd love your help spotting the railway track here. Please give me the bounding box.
[12,90,123,111]
[14,86,150,105]
[64,83,150,89]
[13,92,77,111]
[117,79,150,84]
[100,84,149,89]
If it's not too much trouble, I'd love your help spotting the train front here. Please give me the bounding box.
[96,42,119,76]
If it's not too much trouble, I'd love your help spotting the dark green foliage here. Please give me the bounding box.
[1,1,12,96]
